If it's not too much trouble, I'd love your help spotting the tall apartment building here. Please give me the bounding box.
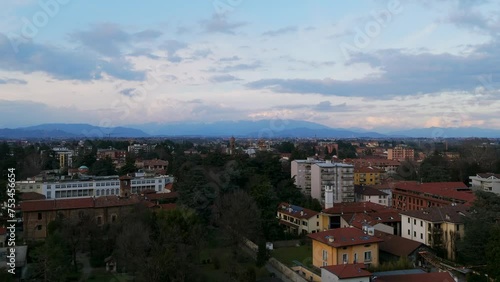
[52,147,74,169]
[311,161,354,204]
[387,146,414,161]
[291,158,325,196]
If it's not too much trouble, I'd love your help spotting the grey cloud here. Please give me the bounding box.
[262,26,297,36]
[0,35,145,81]
[133,29,163,40]
[313,101,349,112]
[0,77,27,85]
[209,74,241,83]
[191,49,212,59]
[119,88,138,97]
[247,44,500,98]
[220,61,261,72]
[200,14,246,34]
[161,40,188,62]
[219,56,240,62]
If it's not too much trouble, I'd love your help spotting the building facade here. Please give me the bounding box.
[392,181,474,211]
[311,161,354,204]
[354,167,384,186]
[291,158,325,196]
[15,175,174,199]
[470,173,500,195]
[277,203,321,235]
[401,205,468,260]
[387,146,414,161]
[308,227,383,268]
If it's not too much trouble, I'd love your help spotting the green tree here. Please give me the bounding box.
[90,157,117,176]
[29,232,72,282]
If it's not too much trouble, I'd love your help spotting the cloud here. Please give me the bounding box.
[133,29,163,41]
[0,77,27,84]
[209,74,242,83]
[313,101,349,112]
[219,61,261,72]
[161,39,188,62]
[219,56,241,62]
[0,35,145,81]
[69,24,163,57]
[247,44,500,98]
[119,88,139,97]
[200,14,246,34]
[262,26,297,36]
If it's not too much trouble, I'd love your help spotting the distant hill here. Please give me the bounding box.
[1,122,499,139]
[0,123,149,138]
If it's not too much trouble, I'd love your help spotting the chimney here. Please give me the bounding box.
[325,185,334,209]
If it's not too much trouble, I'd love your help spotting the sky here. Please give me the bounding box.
[0,0,500,131]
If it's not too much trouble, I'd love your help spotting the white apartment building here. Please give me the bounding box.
[291,158,325,196]
[311,161,354,204]
[470,173,500,195]
[15,175,174,199]
[401,205,468,260]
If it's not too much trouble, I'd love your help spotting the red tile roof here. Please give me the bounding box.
[145,191,178,200]
[20,192,46,201]
[20,195,143,212]
[401,204,469,223]
[308,227,383,248]
[393,181,474,203]
[322,263,371,278]
[355,166,385,174]
[278,203,319,219]
[375,231,424,257]
[374,272,455,282]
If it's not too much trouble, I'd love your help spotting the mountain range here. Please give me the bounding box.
[0,121,499,138]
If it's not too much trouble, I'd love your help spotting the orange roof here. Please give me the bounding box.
[307,227,383,248]
[20,192,46,201]
[322,263,371,278]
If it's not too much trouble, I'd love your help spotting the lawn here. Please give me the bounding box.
[271,245,313,267]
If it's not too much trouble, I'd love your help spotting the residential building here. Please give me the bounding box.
[321,202,388,230]
[291,158,325,196]
[276,203,320,235]
[15,175,174,199]
[127,144,155,155]
[354,166,384,186]
[53,147,74,169]
[136,159,169,174]
[392,181,475,211]
[387,146,414,161]
[374,231,428,264]
[308,227,383,268]
[470,173,500,195]
[96,148,126,161]
[401,205,469,260]
[340,211,401,236]
[354,185,389,206]
[311,161,354,204]
[321,263,371,282]
[344,158,400,175]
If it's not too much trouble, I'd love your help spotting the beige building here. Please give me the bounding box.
[401,205,468,260]
[277,203,321,235]
[291,158,325,196]
[387,146,414,161]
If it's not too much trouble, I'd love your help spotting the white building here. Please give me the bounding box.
[291,158,325,196]
[401,205,468,260]
[321,264,371,282]
[311,161,354,204]
[15,175,174,199]
[470,173,500,195]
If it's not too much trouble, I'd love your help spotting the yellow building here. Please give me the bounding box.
[307,227,383,268]
[354,166,384,186]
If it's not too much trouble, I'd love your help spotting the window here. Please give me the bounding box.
[364,251,372,262]
[317,222,319,226]
[414,219,416,225]
[322,261,327,266]
[37,225,42,231]
[322,250,328,261]
[407,218,410,223]
[420,221,423,227]
[414,231,416,237]
[38,213,42,220]
[408,229,410,235]
[354,253,358,263]
[97,216,102,225]
[96,190,100,196]
[342,253,348,263]
[302,221,307,226]
[457,224,460,231]
[420,233,423,239]
[111,215,117,223]
[47,191,52,199]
